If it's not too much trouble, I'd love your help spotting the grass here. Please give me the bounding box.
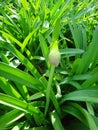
[0,0,98,129]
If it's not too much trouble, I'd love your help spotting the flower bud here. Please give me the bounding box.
[48,41,60,66]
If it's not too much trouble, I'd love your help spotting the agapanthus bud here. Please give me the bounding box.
[48,41,60,66]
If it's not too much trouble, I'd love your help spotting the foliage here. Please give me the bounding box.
[0,0,98,129]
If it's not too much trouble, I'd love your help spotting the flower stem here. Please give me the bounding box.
[45,65,55,115]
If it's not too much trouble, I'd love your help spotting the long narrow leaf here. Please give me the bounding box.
[39,34,49,65]
[0,93,39,114]
[52,18,60,42]
[0,41,41,78]
[51,110,64,130]
[60,88,98,104]
[62,103,97,130]
[0,77,22,98]
[0,109,24,129]
[0,31,22,47]
[0,62,43,91]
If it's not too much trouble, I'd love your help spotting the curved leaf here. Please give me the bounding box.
[62,103,97,130]
[0,93,39,114]
[0,110,24,129]
[0,62,43,91]
[60,88,98,104]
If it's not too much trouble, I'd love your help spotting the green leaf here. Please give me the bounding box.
[69,23,82,49]
[0,77,22,98]
[92,26,98,44]
[0,53,10,64]
[22,24,41,53]
[0,109,24,129]
[28,92,44,101]
[0,93,39,114]
[21,0,29,11]
[82,26,87,50]
[51,110,64,130]
[50,90,61,115]
[0,41,41,78]
[14,83,29,100]
[52,18,60,42]
[75,43,97,74]
[0,62,43,91]
[0,31,22,47]
[62,103,97,130]
[21,31,34,52]
[72,73,91,81]
[82,72,98,88]
[39,34,49,65]
[50,0,62,18]
[5,14,22,34]
[86,102,94,116]
[60,87,98,104]
[90,26,98,68]
[62,103,87,126]
[51,0,73,25]
[60,48,84,56]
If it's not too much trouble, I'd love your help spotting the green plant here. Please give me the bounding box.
[0,0,98,130]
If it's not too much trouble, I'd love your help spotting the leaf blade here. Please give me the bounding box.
[0,62,43,91]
